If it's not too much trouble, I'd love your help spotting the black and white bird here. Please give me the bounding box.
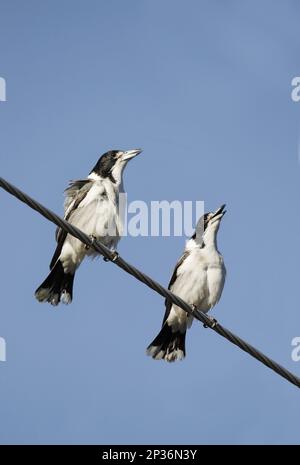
[35,149,142,306]
[147,204,226,362]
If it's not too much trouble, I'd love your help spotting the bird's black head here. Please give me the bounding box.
[91,150,119,180]
[90,149,142,184]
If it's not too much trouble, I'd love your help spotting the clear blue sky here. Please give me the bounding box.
[1,0,300,445]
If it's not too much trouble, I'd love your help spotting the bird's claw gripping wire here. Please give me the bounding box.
[85,235,119,263]
[203,315,218,329]
[191,305,218,329]
[85,235,97,250]
[103,250,119,263]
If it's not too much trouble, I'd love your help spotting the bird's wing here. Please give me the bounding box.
[63,179,92,214]
[49,179,92,269]
[162,251,190,325]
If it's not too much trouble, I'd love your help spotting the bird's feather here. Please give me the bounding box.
[50,179,92,269]
[64,179,93,216]
[162,250,190,325]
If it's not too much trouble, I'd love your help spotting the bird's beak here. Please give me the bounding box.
[122,149,142,161]
[214,204,226,216]
[211,204,226,221]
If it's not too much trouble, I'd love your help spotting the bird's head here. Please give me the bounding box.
[194,204,226,246]
[90,149,142,184]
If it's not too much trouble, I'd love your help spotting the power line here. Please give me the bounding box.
[1,175,300,389]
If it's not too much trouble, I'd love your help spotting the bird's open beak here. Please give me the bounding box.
[122,149,142,161]
[214,204,226,216]
[211,204,226,222]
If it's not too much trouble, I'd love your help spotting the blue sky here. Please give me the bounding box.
[1,0,300,445]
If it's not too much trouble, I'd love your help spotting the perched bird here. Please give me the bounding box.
[35,149,142,306]
[147,204,226,362]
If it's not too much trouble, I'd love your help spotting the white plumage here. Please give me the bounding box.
[60,176,124,273]
[167,238,226,332]
[147,204,226,362]
[35,149,141,306]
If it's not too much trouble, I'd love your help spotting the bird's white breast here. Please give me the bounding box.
[167,245,226,331]
[175,249,224,307]
[60,179,123,271]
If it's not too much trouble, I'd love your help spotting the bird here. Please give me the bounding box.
[147,204,226,362]
[35,149,142,306]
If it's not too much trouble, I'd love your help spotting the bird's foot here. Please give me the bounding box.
[191,305,217,328]
[85,235,97,250]
[203,315,218,329]
[103,249,119,263]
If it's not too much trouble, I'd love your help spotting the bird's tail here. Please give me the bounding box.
[146,323,186,362]
[35,260,75,306]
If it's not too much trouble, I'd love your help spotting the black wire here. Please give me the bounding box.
[1,176,300,389]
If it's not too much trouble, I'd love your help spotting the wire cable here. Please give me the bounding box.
[1,176,300,389]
